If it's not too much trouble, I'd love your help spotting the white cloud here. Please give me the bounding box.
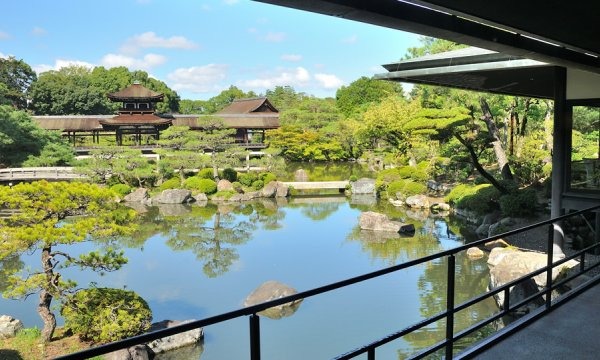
[281,54,302,62]
[0,31,10,40]
[239,67,311,89]
[264,32,286,42]
[314,73,344,89]
[31,27,47,36]
[342,35,358,44]
[100,53,167,70]
[33,59,95,74]
[167,64,229,93]
[120,31,198,55]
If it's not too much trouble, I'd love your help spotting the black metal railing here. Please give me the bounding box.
[55,205,600,360]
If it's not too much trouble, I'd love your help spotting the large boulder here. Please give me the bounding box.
[294,169,309,182]
[405,195,430,209]
[217,179,233,192]
[244,281,302,319]
[147,320,204,354]
[351,178,376,195]
[153,189,193,204]
[124,188,150,203]
[487,248,580,313]
[0,315,23,339]
[261,181,289,198]
[105,345,151,360]
[359,211,414,234]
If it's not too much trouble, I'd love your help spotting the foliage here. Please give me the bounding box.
[75,147,155,187]
[267,125,348,161]
[336,76,404,117]
[386,179,427,199]
[22,141,75,167]
[185,177,217,194]
[251,179,264,190]
[445,183,501,214]
[202,85,256,114]
[499,188,538,217]
[260,172,277,185]
[213,190,236,199]
[61,287,152,343]
[0,181,136,341]
[238,172,258,187]
[30,65,179,115]
[0,56,37,109]
[221,168,238,182]
[159,177,182,191]
[0,106,73,167]
[198,168,214,179]
[110,184,132,197]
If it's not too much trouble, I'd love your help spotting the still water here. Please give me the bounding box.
[1,196,497,359]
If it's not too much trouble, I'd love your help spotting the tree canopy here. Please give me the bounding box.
[0,56,37,109]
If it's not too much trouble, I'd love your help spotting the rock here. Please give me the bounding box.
[193,193,208,202]
[217,179,233,192]
[153,189,193,204]
[482,213,498,225]
[487,248,580,313]
[124,188,150,203]
[484,239,510,250]
[294,169,309,182]
[488,222,504,237]
[157,204,191,217]
[359,211,414,233]
[427,180,448,194]
[388,198,404,207]
[431,202,451,212]
[105,345,151,360]
[475,223,490,237]
[0,315,23,339]
[405,195,430,209]
[244,281,303,319]
[260,181,278,198]
[351,178,376,195]
[147,320,204,354]
[500,217,515,226]
[275,182,289,197]
[405,209,429,222]
[466,247,485,260]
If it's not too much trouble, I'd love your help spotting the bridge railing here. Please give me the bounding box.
[0,167,85,181]
[54,205,600,360]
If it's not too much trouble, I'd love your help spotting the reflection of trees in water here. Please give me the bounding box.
[248,200,286,230]
[287,201,341,221]
[165,204,256,278]
[0,254,23,292]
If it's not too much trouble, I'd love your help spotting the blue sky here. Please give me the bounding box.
[0,0,421,100]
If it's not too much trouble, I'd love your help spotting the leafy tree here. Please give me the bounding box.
[75,147,154,186]
[266,85,303,111]
[336,76,404,117]
[202,86,256,114]
[193,116,241,179]
[280,96,341,129]
[157,125,210,185]
[0,181,136,342]
[0,105,73,167]
[22,141,75,167]
[0,56,37,109]
[179,99,208,114]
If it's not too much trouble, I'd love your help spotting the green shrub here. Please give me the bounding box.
[232,181,243,192]
[499,188,538,217]
[260,172,277,185]
[222,168,238,182]
[62,288,152,344]
[159,178,181,191]
[252,179,264,190]
[198,168,214,179]
[239,172,258,187]
[110,184,132,197]
[349,175,358,182]
[185,177,217,194]
[445,183,501,214]
[387,179,427,199]
[213,190,236,199]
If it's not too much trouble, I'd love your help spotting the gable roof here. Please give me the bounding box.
[217,97,278,114]
[107,83,164,102]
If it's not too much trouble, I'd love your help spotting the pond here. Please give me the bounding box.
[1,196,497,359]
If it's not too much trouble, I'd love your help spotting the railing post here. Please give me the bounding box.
[250,313,261,360]
[546,224,554,310]
[445,254,456,360]
[368,348,375,360]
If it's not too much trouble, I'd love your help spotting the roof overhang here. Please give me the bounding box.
[252,0,600,74]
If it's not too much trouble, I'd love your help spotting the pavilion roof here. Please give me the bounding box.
[99,114,172,126]
[217,97,278,114]
[107,83,164,102]
[172,114,280,129]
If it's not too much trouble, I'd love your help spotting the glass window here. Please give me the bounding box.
[570,105,600,190]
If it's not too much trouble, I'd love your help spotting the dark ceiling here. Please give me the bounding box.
[253,0,600,73]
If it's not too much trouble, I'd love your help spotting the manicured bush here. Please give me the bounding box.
[499,188,538,217]
[239,172,258,187]
[252,179,264,190]
[232,181,243,192]
[260,172,277,185]
[386,179,427,199]
[349,175,358,182]
[110,184,132,197]
[185,177,217,194]
[61,288,152,344]
[445,183,501,215]
[213,190,236,199]
[222,168,238,182]
[159,178,181,191]
[198,168,214,179]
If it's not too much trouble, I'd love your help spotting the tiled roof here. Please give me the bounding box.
[107,83,164,101]
[217,97,278,114]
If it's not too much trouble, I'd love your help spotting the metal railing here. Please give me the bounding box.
[55,205,600,360]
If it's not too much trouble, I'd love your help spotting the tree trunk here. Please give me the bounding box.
[39,246,57,342]
[454,133,509,194]
[479,97,514,180]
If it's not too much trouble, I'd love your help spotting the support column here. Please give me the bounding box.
[551,67,567,257]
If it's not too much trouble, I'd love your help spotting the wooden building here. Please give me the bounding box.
[33,84,279,149]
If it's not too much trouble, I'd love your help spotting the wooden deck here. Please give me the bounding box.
[281,181,349,190]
